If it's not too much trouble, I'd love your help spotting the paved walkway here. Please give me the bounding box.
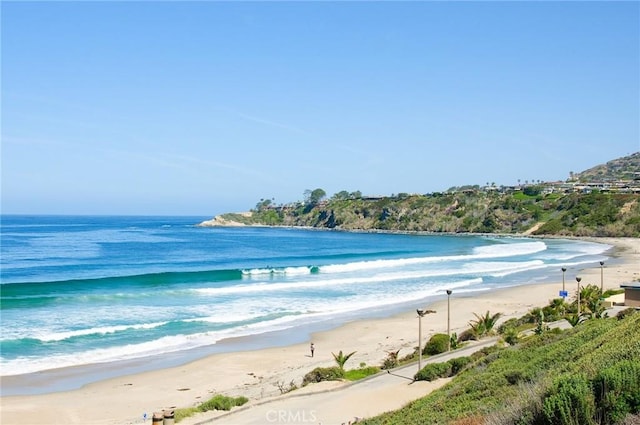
[189,338,499,425]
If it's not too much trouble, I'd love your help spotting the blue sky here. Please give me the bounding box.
[2,1,639,216]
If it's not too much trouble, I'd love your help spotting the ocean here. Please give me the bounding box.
[0,215,611,394]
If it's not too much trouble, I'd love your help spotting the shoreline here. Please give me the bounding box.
[1,237,638,425]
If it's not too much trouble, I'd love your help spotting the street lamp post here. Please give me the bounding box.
[416,309,436,372]
[417,309,424,372]
[561,267,567,293]
[576,277,582,315]
[446,290,452,351]
[599,261,605,293]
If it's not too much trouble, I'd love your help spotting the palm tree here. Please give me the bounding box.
[332,350,357,371]
[587,299,608,319]
[469,311,503,339]
[549,297,567,313]
[579,284,604,318]
[566,313,582,327]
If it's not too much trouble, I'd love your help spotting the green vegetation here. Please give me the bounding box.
[302,366,344,385]
[361,312,640,425]
[468,311,502,339]
[174,394,248,423]
[242,190,640,237]
[423,333,450,355]
[332,350,357,370]
[381,349,402,370]
[216,153,640,237]
[414,362,451,382]
[344,365,381,381]
[414,357,472,382]
[301,351,377,384]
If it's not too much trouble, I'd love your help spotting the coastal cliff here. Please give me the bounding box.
[197,212,254,227]
[199,153,640,237]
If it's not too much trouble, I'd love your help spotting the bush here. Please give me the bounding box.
[448,356,471,375]
[423,333,450,355]
[500,326,520,345]
[593,360,640,424]
[542,375,595,425]
[616,308,637,320]
[498,317,521,334]
[469,345,501,362]
[381,350,401,370]
[415,362,451,381]
[302,366,344,386]
[198,394,248,412]
[504,370,534,385]
[457,328,476,342]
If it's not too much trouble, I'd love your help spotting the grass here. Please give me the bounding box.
[344,366,381,381]
[361,312,640,424]
[174,394,248,423]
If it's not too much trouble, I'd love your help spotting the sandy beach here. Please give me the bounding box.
[1,237,638,425]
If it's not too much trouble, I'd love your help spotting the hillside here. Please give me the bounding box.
[363,312,640,425]
[575,152,640,182]
[203,153,640,237]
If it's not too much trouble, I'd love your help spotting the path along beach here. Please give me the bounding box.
[1,237,638,425]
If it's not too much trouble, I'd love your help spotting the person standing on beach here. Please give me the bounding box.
[310,342,315,357]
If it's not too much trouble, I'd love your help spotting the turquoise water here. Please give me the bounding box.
[0,215,610,388]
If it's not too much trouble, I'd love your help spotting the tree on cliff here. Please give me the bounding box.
[304,188,326,206]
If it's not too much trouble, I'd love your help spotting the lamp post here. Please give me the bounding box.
[446,290,452,351]
[576,277,582,315]
[561,267,567,293]
[599,261,604,293]
[416,308,436,372]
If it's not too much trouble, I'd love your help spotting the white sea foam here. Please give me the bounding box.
[29,322,168,343]
[319,241,547,274]
[241,266,313,276]
[0,278,485,376]
[471,241,547,257]
[194,259,545,297]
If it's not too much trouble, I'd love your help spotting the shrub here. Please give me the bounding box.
[275,380,298,394]
[450,332,459,350]
[448,356,471,375]
[503,327,520,345]
[423,333,450,355]
[541,374,595,425]
[381,350,400,370]
[302,366,344,386]
[498,317,521,334]
[469,345,501,362]
[457,328,476,342]
[593,360,640,424]
[616,308,637,320]
[198,394,248,412]
[504,370,534,385]
[415,362,451,381]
